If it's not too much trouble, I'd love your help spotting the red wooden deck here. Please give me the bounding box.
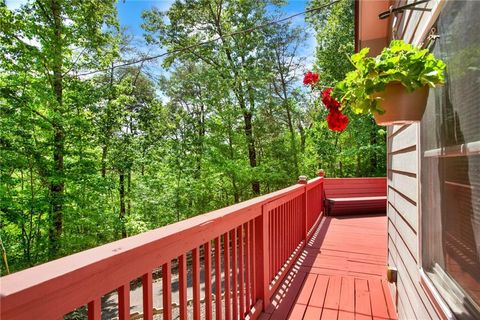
[1,176,396,320]
[261,215,397,320]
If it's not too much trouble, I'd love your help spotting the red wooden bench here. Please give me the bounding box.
[324,178,387,216]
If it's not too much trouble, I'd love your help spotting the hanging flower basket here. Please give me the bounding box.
[330,40,445,126]
[373,82,429,125]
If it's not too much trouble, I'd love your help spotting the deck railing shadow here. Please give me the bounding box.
[262,216,332,316]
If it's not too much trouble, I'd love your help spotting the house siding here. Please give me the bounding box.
[387,124,440,320]
[385,1,446,319]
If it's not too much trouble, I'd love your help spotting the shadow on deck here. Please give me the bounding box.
[260,214,397,320]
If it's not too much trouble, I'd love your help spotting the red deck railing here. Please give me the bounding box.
[0,175,324,320]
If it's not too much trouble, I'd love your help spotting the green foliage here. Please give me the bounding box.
[333,40,446,115]
[0,0,387,275]
[305,0,386,178]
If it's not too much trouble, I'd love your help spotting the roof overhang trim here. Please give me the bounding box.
[355,0,391,55]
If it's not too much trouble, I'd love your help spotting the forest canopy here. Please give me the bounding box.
[0,0,385,274]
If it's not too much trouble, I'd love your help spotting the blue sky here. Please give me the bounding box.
[6,0,316,75]
[117,1,314,44]
[116,0,316,74]
[117,0,312,37]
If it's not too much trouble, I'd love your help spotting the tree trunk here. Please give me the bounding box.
[228,131,240,203]
[275,49,299,177]
[48,0,64,259]
[194,99,205,180]
[298,123,306,152]
[208,9,260,195]
[243,110,260,194]
[285,102,299,177]
[127,170,131,216]
[245,84,260,195]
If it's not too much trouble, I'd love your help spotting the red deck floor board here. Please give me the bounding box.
[355,278,372,319]
[260,215,397,320]
[309,274,329,308]
[370,278,391,320]
[339,277,355,314]
[303,306,323,319]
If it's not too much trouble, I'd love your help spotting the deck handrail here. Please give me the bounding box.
[1,175,325,320]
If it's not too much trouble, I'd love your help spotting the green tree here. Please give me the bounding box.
[0,0,119,260]
[142,0,283,195]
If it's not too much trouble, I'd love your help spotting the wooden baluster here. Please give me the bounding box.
[298,176,308,242]
[320,181,324,218]
[118,283,130,320]
[287,201,291,253]
[255,206,270,310]
[293,199,296,246]
[279,206,283,272]
[245,222,251,310]
[287,198,297,251]
[288,201,291,257]
[279,205,283,270]
[214,237,222,320]
[312,188,315,228]
[224,232,231,320]
[316,186,319,221]
[312,189,317,231]
[299,195,303,244]
[298,197,301,241]
[143,272,153,320]
[286,201,290,255]
[250,219,256,303]
[269,210,273,281]
[231,230,238,320]
[299,196,302,243]
[283,199,288,258]
[193,247,201,320]
[277,207,281,275]
[273,208,277,278]
[87,298,101,320]
[238,226,245,317]
[283,203,287,262]
[179,254,187,319]
[313,187,316,224]
[162,262,172,320]
[204,241,213,320]
[292,200,296,250]
[279,207,282,271]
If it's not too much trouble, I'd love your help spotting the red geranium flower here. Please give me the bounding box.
[300,76,347,132]
[321,87,340,110]
[326,109,349,132]
[303,71,319,86]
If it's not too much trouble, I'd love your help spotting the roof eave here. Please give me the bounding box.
[354,0,391,55]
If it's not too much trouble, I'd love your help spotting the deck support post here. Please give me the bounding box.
[298,176,308,241]
[255,206,270,311]
[319,169,325,218]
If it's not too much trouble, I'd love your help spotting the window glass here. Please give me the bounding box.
[420,1,480,318]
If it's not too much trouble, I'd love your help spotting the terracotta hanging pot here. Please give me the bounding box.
[373,82,429,126]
